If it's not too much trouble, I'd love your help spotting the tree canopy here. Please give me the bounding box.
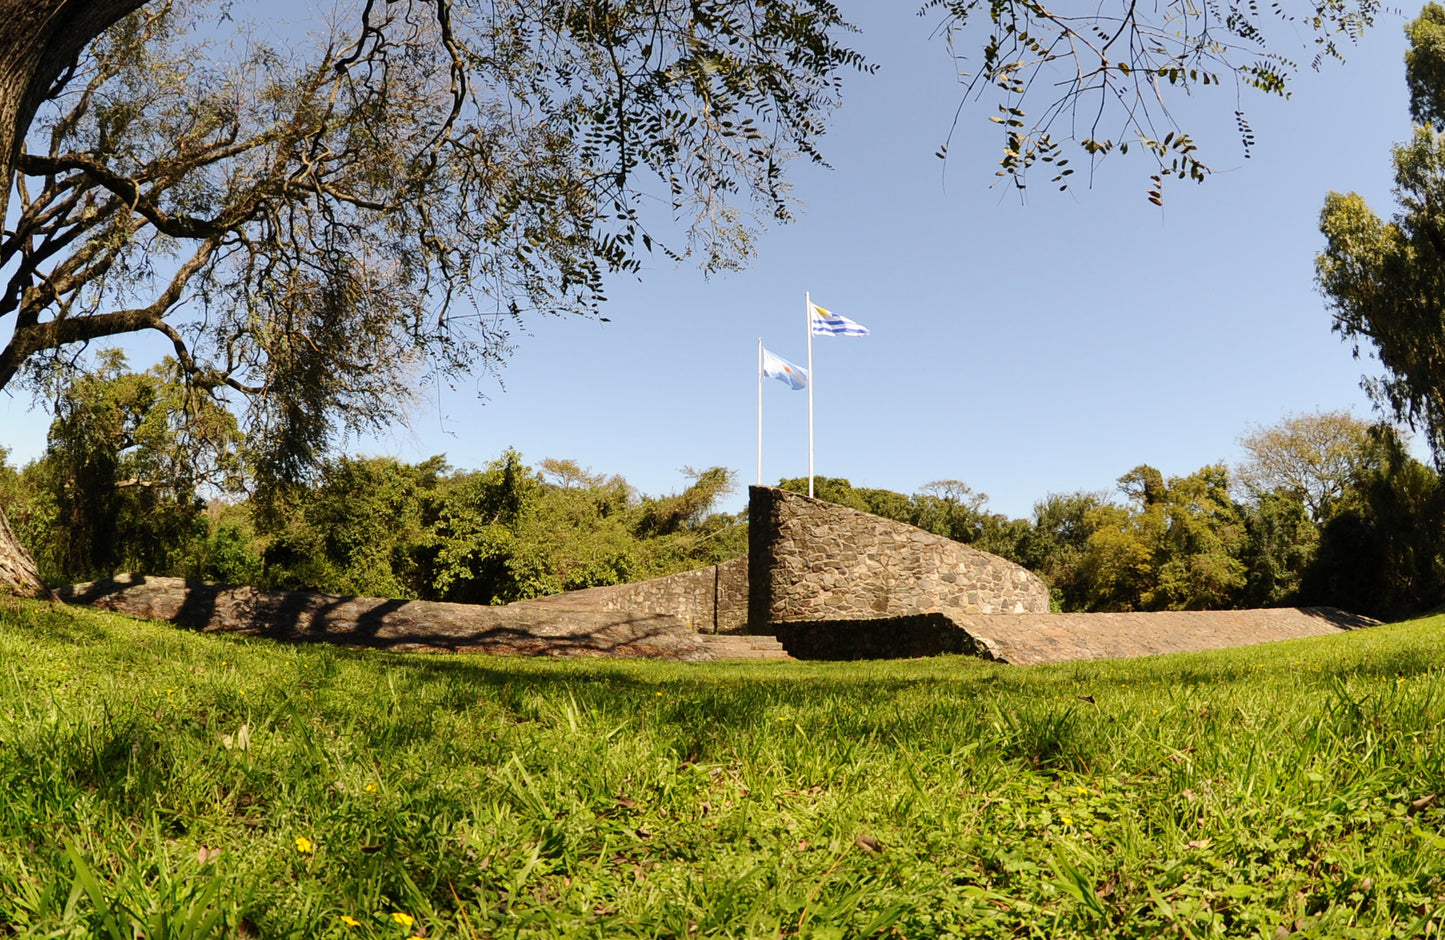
[1235,410,1386,521]
[1,0,867,471]
[1318,4,1445,465]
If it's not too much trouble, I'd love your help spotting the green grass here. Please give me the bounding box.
[1,601,1444,939]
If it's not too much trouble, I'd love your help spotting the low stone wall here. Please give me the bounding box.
[59,574,714,660]
[516,557,748,634]
[748,486,1048,627]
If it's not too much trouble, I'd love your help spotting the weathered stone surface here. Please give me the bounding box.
[516,557,748,633]
[773,607,1375,664]
[748,486,1049,627]
[951,607,1377,665]
[59,574,714,660]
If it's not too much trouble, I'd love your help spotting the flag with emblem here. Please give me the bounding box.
[761,347,808,390]
[808,299,870,336]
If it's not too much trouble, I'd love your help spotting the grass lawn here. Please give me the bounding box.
[0,599,1443,938]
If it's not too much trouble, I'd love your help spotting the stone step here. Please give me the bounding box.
[698,634,793,660]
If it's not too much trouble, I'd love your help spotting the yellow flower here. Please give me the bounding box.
[1076,786,1088,796]
[340,915,361,928]
[391,912,414,928]
[295,836,313,854]
[1061,815,1074,826]
[365,783,378,793]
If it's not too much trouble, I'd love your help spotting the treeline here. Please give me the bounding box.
[3,356,1444,619]
[0,446,746,605]
[0,355,745,603]
[788,414,1445,620]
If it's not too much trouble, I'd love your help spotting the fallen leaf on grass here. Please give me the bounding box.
[197,845,221,865]
[854,834,882,854]
[1186,838,1213,850]
[1410,794,1437,814]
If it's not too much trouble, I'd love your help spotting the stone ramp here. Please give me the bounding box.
[954,607,1378,665]
[59,575,714,661]
[770,606,1378,665]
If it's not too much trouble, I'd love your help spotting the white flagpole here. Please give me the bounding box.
[806,291,815,498]
[757,338,763,487]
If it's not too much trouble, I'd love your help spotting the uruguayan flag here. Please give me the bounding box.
[761,348,808,390]
[808,300,869,336]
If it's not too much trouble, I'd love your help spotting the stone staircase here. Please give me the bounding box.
[698,633,793,660]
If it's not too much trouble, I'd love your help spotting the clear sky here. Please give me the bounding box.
[0,3,1422,519]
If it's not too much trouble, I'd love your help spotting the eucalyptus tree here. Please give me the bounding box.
[1319,4,1445,467]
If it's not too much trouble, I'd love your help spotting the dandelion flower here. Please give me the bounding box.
[366,783,378,793]
[340,915,361,928]
[1061,815,1074,826]
[391,912,414,928]
[295,836,313,854]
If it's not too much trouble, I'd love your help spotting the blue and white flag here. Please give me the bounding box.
[808,300,870,336]
[761,348,808,390]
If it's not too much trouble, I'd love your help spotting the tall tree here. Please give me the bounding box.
[1319,4,1445,465]
[1234,409,1387,521]
[27,350,242,582]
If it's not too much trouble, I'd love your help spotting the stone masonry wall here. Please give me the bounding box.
[748,486,1048,627]
[517,556,749,634]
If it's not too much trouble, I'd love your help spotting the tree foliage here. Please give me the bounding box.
[1318,4,1445,465]
[257,452,745,603]
[926,0,1379,200]
[0,0,866,485]
[1235,409,1386,521]
[10,350,242,583]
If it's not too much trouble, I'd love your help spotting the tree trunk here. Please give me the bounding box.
[0,506,47,598]
[0,0,144,596]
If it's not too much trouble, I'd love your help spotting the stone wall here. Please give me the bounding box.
[748,486,1049,627]
[59,574,714,660]
[516,556,749,634]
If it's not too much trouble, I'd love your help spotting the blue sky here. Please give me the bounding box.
[0,3,1421,519]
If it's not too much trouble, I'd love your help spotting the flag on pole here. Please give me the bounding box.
[761,348,808,390]
[808,300,870,336]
